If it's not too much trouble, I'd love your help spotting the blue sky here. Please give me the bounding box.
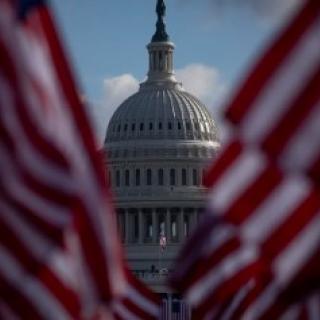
[50,0,299,143]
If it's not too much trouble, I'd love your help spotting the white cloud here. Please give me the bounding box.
[88,74,139,146]
[176,63,228,117]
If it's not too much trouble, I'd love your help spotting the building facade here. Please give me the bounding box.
[103,0,220,318]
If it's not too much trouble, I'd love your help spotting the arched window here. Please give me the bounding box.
[125,170,130,186]
[170,169,176,186]
[159,122,163,130]
[146,169,152,186]
[182,169,187,186]
[140,123,144,131]
[116,170,120,187]
[168,122,172,130]
[124,124,128,132]
[135,169,140,186]
[132,123,136,131]
[158,169,164,186]
[178,122,182,130]
[192,169,198,186]
[117,124,121,132]
[149,122,153,130]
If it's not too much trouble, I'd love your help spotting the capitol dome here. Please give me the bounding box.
[105,83,218,143]
[103,0,220,299]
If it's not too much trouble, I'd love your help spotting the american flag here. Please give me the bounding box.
[171,0,320,319]
[0,0,159,318]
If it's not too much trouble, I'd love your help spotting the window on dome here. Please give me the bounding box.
[168,122,172,130]
[159,122,163,130]
[117,124,121,132]
[135,169,141,186]
[170,169,176,186]
[182,169,187,186]
[178,122,182,130]
[192,169,198,186]
[149,122,153,130]
[124,124,128,132]
[125,170,130,186]
[158,169,164,186]
[140,123,144,131]
[146,169,152,186]
[186,122,191,130]
[132,123,136,131]
[116,170,120,187]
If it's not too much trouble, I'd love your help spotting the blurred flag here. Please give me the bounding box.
[0,0,159,319]
[171,0,320,319]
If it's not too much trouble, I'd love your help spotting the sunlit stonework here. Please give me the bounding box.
[103,0,220,316]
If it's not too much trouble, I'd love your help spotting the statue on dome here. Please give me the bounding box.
[156,0,166,20]
[152,0,169,42]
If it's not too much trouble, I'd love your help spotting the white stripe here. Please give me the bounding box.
[112,300,140,320]
[127,284,159,317]
[0,246,72,320]
[274,212,320,285]
[208,148,266,214]
[308,293,320,320]
[241,17,320,144]
[0,199,55,260]
[242,174,311,242]
[186,246,258,307]
[219,279,255,320]
[0,77,76,192]
[0,149,70,226]
[281,102,320,172]
[242,283,278,320]
[280,304,301,320]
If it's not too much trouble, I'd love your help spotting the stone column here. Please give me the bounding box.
[125,209,129,243]
[152,209,157,244]
[138,209,143,244]
[178,209,184,242]
[166,208,171,243]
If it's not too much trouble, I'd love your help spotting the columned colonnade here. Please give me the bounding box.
[117,207,204,245]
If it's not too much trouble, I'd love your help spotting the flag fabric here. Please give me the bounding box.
[0,1,159,319]
[171,0,320,319]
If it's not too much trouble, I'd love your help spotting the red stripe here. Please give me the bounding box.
[37,8,107,192]
[262,189,320,259]
[0,217,81,318]
[0,38,72,171]
[225,0,320,125]
[73,200,114,301]
[194,261,269,319]
[262,65,320,159]
[204,140,243,188]
[0,189,64,245]
[0,275,43,319]
[177,237,241,293]
[225,163,283,225]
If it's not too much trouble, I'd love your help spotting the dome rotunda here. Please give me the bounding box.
[103,0,220,295]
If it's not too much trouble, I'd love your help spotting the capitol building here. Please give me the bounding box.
[103,0,220,317]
